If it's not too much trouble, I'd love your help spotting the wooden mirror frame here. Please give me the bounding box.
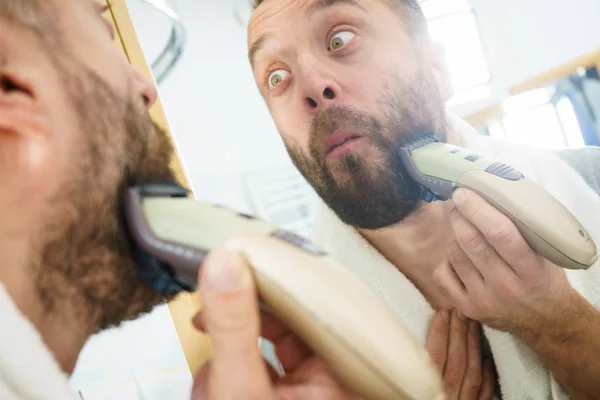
[100,0,211,375]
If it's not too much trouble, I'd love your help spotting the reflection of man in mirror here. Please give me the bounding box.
[0,1,181,397]
[247,0,600,398]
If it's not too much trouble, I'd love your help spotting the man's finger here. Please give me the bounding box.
[276,385,350,400]
[191,362,211,400]
[446,236,485,292]
[260,311,289,341]
[477,359,496,400]
[273,332,313,373]
[192,311,206,332]
[193,310,300,380]
[279,358,344,388]
[276,385,353,400]
[444,309,469,399]
[259,309,313,373]
[198,250,275,399]
[434,262,470,313]
[194,308,276,335]
[426,311,450,375]
[459,320,483,399]
[452,189,539,275]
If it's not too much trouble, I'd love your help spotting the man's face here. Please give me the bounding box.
[0,0,177,331]
[248,0,453,229]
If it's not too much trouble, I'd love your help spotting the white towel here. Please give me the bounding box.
[309,111,600,400]
[0,283,79,400]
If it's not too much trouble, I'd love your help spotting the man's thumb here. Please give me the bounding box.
[200,250,261,349]
[199,250,272,395]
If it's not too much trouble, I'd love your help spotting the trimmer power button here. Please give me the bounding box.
[485,162,524,181]
[272,230,327,256]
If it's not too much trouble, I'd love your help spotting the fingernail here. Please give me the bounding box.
[204,251,247,292]
[470,320,480,335]
[441,310,450,324]
[453,189,466,206]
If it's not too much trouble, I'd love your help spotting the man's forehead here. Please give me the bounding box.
[0,0,56,35]
[0,0,85,16]
[0,0,86,25]
[253,0,367,12]
[247,0,370,67]
[249,0,366,28]
[0,0,43,18]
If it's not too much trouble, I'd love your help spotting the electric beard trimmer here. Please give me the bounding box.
[123,183,444,400]
[398,135,598,270]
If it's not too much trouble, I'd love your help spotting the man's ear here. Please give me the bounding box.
[423,41,455,102]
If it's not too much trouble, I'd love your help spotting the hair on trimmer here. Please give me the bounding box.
[398,133,598,270]
[123,183,444,400]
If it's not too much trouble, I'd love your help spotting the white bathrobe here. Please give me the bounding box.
[1,113,597,400]
[309,112,600,400]
[0,283,79,400]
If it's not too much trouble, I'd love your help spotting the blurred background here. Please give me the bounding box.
[70,0,600,398]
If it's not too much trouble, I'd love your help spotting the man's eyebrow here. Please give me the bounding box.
[248,36,268,70]
[307,0,365,16]
[248,0,365,69]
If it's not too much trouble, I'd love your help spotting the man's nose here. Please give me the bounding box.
[131,66,158,110]
[297,61,342,115]
[306,86,337,110]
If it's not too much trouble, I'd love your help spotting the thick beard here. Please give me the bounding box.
[286,67,448,230]
[31,62,178,333]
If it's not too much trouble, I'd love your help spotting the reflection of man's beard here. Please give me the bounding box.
[33,64,178,333]
[286,68,448,230]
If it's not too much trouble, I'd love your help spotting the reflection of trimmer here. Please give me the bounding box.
[398,135,598,270]
[123,183,443,400]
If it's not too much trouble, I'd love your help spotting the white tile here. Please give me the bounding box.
[78,381,140,400]
[106,304,188,378]
[70,335,112,392]
[136,368,193,400]
[113,382,142,400]
[70,304,189,392]
[78,387,119,400]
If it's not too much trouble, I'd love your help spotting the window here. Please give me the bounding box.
[483,87,586,149]
[421,0,492,105]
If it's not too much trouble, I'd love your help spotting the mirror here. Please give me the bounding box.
[69,0,600,398]
[127,0,600,232]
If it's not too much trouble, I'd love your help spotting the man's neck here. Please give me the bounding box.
[32,292,96,374]
[359,200,456,310]
[2,263,95,375]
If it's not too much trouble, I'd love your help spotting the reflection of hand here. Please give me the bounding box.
[426,310,496,400]
[434,189,573,338]
[191,250,363,399]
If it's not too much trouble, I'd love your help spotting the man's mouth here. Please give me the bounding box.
[324,130,364,159]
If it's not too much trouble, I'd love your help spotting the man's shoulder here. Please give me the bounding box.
[554,146,600,194]
[554,145,600,161]
[474,136,600,195]
[0,284,79,400]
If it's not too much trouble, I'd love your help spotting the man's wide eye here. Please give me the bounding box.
[329,31,355,50]
[268,69,289,88]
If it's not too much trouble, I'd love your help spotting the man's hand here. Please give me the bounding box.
[190,250,361,400]
[434,188,600,400]
[426,309,496,400]
[433,188,575,339]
